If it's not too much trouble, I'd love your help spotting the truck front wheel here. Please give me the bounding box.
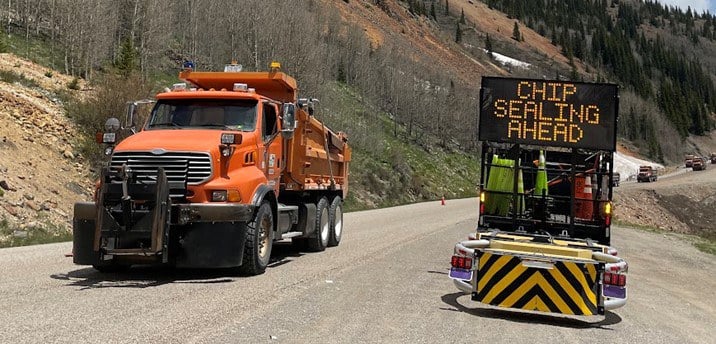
[328,196,343,247]
[239,201,273,275]
[306,197,330,252]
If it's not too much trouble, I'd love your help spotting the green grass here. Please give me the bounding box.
[0,69,40,88]
[5,32,65,71]
[695,240,716,255]
[320,82,479,211]
[147,70,181,93]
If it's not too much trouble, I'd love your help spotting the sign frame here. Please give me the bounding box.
[478,76,618,151]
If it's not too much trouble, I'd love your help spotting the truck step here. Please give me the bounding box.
[103,248,160,256]
[279,231,303,240]
[277,204,299,213]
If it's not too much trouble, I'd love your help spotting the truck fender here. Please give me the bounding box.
[250,184,277,229]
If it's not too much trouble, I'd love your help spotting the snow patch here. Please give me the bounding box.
[482,49,531,69]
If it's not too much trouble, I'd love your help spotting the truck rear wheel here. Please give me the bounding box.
[239,201,273,275]
[328,196,343,247]
[306,197,329,252]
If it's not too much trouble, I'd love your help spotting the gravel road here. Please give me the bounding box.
[0,197,714,343]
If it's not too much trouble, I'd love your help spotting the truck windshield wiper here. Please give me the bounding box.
[194,123,229,128]
[148,122,182,128]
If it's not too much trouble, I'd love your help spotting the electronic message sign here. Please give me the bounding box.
[479,77,618,151]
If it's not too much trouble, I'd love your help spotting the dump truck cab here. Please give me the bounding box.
[637,165,657,182]
[692,157,706,171]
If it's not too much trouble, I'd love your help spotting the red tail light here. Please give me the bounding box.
[604,272,626,287]
[451,255,473,270]
[605,215,611,226]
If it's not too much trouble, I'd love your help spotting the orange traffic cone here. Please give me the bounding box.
[441,196,446,206]
[575,175,594,220]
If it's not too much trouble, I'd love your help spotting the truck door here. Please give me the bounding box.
[261,102,282,195]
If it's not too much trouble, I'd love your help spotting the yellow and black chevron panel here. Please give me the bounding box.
[472,251,601,316]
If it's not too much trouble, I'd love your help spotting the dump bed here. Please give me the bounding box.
[283,106,351,197]
[178,68,351,197]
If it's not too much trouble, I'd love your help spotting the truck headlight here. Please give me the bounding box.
[211,190,241,202]
[211,190,227,202]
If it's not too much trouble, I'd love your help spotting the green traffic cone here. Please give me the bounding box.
[534,150,548,197]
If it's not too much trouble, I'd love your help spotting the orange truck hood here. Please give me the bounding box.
[115,129,232,153]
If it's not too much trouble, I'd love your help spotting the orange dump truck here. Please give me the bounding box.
[72,62,351,275]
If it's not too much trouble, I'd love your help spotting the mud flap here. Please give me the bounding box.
[73,202,101,265]
[473,251,602,316]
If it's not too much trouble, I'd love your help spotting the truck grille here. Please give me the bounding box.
[110,151,213,186]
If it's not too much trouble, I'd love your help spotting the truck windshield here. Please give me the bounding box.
[146,99,258,131]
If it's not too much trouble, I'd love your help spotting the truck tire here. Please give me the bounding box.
[239,201,273,275]
[328,196,343,247]
[306,197,329,252]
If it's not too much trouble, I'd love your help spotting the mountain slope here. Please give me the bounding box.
[0,54,93,246]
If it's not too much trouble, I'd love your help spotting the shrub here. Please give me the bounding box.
[65,72,152,170]
[67,77,80,90]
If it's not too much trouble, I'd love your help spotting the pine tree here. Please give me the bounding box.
[115,37,137,76]
[0,27,7,53]
[485,33,493,58]
[445,0,449,15]
[512,22,522,41]
[455,23,462,43]
[460,9,466,24]
[430,1,437,20]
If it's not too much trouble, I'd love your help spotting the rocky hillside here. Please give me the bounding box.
[0,53,93,246]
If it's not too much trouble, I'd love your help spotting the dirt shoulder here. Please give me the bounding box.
[614,163,716,239]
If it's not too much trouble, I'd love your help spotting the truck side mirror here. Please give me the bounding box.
[125,102,138,133]
[281,103,296,139]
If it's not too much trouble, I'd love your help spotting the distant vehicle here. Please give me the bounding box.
[612,172,621,187]
[637,165,657,182]
[685,154,695,168]
[692,157,706,171]
[710,153,716,164]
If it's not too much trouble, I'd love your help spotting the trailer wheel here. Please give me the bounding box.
[239,201,273,275]
[306,197,329,252]
[328,196,343,247]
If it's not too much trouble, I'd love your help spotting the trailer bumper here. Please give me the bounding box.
[450,235,628,317]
